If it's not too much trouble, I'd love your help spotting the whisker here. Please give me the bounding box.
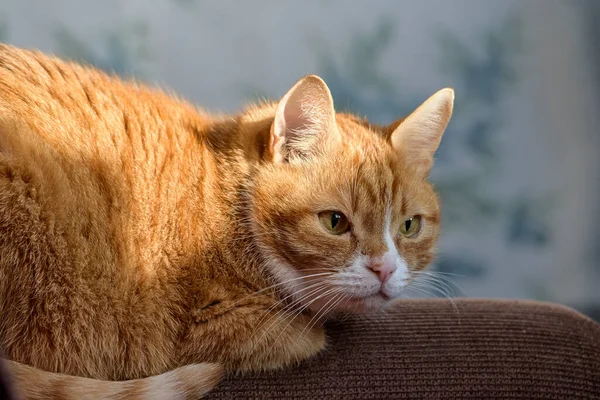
[251,280,330,333]
[296,289,346,345]
[260,285,340,357]
[423,270,466,277]
[416,276,460,301]
[409,278,462,317]
[253,283,332,345]
[232,272,333,306]
[403,284,435,299]
[315,292,348,327]
[414,271,464,291]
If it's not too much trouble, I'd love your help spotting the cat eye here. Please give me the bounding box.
[318,211,350,235]
[399,215,422,237]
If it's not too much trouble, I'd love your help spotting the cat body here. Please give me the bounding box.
[0,45,453,399]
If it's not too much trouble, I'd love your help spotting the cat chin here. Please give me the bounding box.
[307,291,393,315]
[342,293,393,313]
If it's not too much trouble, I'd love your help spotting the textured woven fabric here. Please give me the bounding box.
[208,299,600,399]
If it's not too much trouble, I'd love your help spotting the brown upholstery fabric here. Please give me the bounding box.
[208,299,600,399]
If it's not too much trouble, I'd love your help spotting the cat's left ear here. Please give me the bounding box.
[390,88,454,177]
[270,75,339,163]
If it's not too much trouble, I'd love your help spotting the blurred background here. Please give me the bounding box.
[0,0,599,319]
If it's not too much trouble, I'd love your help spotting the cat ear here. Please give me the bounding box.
[390,88,454,177]
[270,75,339,163]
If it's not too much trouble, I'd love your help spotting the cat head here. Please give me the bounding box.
[249,75,453,314]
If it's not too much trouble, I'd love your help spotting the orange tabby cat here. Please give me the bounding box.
[0,44,454,399]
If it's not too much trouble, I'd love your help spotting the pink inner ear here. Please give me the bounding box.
[282,100,309,137]
[273,85,314,143]
[271,76,340,163]
[271,93,313,162]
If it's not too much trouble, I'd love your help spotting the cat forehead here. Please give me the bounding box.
[321,125,436,217]
[332,116,399,173]
[335,114,387,143]
[318,151,402,218]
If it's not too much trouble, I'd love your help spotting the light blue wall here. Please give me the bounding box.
[1,0,598,312]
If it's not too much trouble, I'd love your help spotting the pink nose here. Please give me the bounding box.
[368,259,397,284]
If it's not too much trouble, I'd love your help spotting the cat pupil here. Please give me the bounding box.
[405,218,412,231]
[331,213,340,228]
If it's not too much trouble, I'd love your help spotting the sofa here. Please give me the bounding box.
[208,299,600,399]
[2,299,599,399]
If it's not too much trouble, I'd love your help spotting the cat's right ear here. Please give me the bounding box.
[270,75,339,163]
[389,88,454,177]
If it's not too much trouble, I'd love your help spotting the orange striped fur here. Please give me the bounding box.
[0,45,453,399]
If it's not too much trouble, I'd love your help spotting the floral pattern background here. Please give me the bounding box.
[1,0,599,319]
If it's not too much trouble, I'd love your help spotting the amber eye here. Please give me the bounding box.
[399,215,422,237]
[318,211,350,235]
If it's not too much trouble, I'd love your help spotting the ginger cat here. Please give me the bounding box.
[0,44,454,399]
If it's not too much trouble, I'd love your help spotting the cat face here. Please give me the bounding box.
[250,75,453,314]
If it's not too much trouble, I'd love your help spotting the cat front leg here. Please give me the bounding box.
[180,299,326,373]
[236,307,327,372]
